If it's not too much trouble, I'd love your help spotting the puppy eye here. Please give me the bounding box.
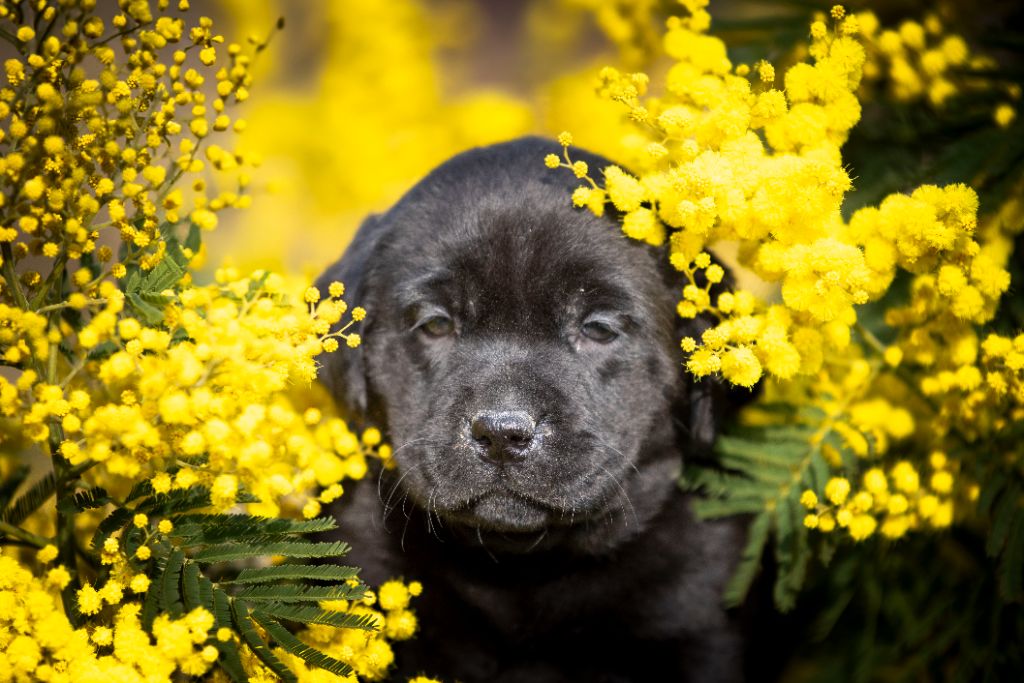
[581,319,618,343]
[417,314,455,338]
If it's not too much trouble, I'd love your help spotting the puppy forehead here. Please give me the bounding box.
[393,204,651,315]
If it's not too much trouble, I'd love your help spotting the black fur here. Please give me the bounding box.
[317,137,745,682]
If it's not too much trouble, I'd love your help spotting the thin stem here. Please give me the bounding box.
[0,26,19,46]
[36,298,108,315]
[855,322,888,357]
[854,322,972,448]
[40,259,82,622]
[0,520,51,548]
[30,253,67,309]
[95,22,148,48]
[60,355,88,389]
[2,242,31,310]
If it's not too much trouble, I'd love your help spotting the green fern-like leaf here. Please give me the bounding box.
[232,583,366,603]
[254,614,355,677]
[136,484,259,517]
[192,540,351,563]
[58,486,110,514]
[252,603,380,630]
[1,472,56,525]
[984,476,1024,601]
[723,511,771,607]
[231,600,298,683]
[161,548,186,617]
[93,488,371,681]
[225,564,361,585]
[0,464,30,512]
[207,587,248,683]
[182,561,203,611]
[170,514,338,544]
[691,416,826,610]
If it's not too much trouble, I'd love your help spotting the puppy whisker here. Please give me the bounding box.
[594,460,639,529]
[476,527,499,563]
[594,438,640,476]
[376,435,436,503]
[399,489,416,552]
[382,461,426,531]
[524,527,549,552]
[424,488,446,541]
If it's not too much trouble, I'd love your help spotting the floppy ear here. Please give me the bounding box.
[315,214,388,422]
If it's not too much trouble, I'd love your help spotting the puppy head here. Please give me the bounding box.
[318,138,725,547]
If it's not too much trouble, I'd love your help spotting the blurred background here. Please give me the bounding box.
[205,0,636,276]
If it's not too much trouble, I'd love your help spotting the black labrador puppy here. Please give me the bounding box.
[316,137,745,683]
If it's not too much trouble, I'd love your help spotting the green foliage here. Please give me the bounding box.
[91,481,376,683]
[795,535,1024,683]
[686,408,1024,680]
[685,411,835,611]
[122,222,198,324]
[972,430,1024,604]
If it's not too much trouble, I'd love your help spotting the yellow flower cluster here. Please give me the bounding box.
[0,556,218,682]
[854,10,1019,124]
[286,580,424,682]
[2,267,371,518]
[1,4,419,681]
[553,1,872,387]
[917,332,1024,441]
[0,0,255,288]
[0,0,271,509]
[844,183,1015,447]
[801,450,958,542]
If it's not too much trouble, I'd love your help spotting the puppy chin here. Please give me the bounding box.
[455,490,550,533]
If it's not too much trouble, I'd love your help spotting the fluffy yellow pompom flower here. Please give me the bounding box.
[384,609,418,640]
[825,477,851,505]
[76,583,103,615]
[994,104,1016,128]
[720,347,762,388]
[603,166,645,213]
[37,544,59,564]
[377,580,411,611]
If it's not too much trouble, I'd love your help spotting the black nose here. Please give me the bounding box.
[471,411,536,463]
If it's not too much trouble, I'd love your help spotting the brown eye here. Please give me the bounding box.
[418,314,455,338]
[581,319,618,343]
